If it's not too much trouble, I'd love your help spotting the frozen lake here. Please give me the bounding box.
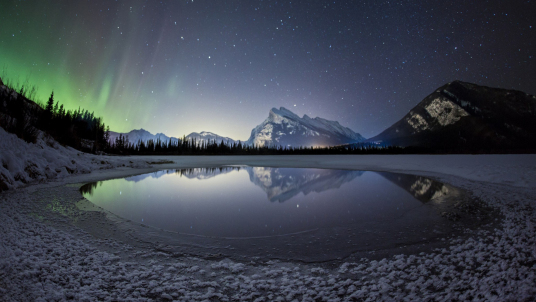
[4,152,528,300]
[80,166,473,261]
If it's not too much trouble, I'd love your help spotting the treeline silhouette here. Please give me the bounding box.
[0,78,108,152]
[108,135,419,155]
[43,92,108,152]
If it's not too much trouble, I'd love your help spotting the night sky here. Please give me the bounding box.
[1,0,534,140]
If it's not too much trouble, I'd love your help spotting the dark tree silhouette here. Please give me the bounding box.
[45,92,54,116]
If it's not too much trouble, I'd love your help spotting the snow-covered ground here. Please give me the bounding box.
[1,127,536,301]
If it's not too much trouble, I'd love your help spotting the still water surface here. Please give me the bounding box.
[81,167,450,239]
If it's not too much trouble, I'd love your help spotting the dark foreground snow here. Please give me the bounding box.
[1,129,536,301]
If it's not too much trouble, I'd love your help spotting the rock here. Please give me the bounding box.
[161,293,173,300]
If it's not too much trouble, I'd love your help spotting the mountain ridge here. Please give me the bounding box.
[109,106,365,148]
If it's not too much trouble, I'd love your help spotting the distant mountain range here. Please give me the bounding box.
[109,81,536,151]
[186,131,237,145]
[108,129,178,145]
[368,81,536,151]
[108,129,236,146]
[108,107,364,148]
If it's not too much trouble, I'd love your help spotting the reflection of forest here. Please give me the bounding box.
[175,167,240,180]
[376,172,449,203]
[81,167,240,195]
[125,167,240,183]
[246,167,365,202]
[79,181,103,196]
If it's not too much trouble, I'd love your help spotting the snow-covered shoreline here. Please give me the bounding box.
[1,128,536,301]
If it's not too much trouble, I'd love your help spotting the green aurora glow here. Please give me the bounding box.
[1,1,220,136]
[2,0,535,139]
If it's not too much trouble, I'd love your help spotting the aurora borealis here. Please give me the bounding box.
[1,0,534,140]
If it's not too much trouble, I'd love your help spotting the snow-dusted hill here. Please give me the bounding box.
[368,81,536,150]
[246,107,365,147]
[0,127,150,192]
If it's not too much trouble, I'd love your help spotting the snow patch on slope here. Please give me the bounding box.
[425,97,469,126]
[406,112,429,132]
[405,97,469,133]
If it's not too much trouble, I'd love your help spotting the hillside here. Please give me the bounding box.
[368,81,536,152]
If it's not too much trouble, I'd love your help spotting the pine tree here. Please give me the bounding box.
[53,101,59,117]
[45,92,54,115]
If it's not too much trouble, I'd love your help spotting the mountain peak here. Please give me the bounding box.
[248,107,365,147]
[279,106,293,112]
[199,131,216,136]
[269,107,300,119]
[132,128,149,133]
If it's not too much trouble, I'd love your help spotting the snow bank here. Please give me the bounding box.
[0,127,151,192]
[0,127,90,191]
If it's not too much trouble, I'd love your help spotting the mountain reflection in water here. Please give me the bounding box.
[246,167,364,202]
[80,166,458,240]
[80,166,448,204]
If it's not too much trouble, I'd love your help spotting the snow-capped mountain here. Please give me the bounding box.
[108,129,235,146]
[186,131,237,145]
[108,129,178,145]
[368,81,536,151]
[246,107,365,147]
